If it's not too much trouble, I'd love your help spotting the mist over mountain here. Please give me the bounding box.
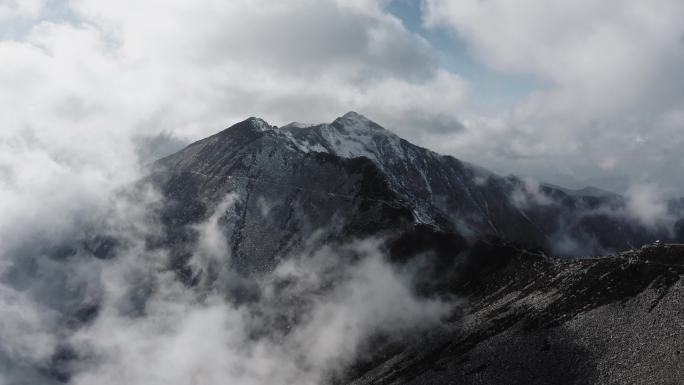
[1,113,682,384]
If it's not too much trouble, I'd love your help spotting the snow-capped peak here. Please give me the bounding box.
[331,111,386,133]
[245,117,273,131]
[335,111,370,124]
[275,112,403,164]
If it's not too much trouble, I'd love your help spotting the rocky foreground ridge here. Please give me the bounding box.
[344,242,684,385]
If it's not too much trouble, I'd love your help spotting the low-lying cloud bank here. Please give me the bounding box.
[0,187,453,385]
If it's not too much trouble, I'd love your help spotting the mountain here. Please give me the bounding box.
[149,111,682,277]
[142,112,684,384]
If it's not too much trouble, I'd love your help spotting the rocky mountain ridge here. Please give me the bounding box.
[150,112,683,276]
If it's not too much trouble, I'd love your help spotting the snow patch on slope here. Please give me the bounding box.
[279,112,405,166]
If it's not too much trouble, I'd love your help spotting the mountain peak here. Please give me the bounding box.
[332,111,376,130]
[218,116,274,133]
[339,111,369,121]
[244,117,273,131]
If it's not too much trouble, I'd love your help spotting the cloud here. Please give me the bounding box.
[189,193,238,284]
[65,228,451,385]
[282,245,449,376]
[501,176,678,255]
[510,177,554,209]
[0,0,45,22]
[0,0,467,141]
[133,131,189,163]
[625,183,674,231]
[0,147,453,384]
[422,0,684,194]
[0,285,57,367]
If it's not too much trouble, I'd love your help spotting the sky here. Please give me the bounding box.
[1,0,684,195]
